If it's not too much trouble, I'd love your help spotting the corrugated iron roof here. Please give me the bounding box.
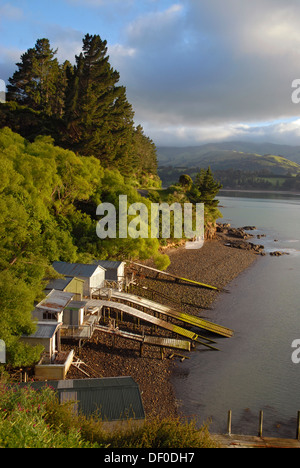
[36,290,74,312]
[45,277,74,291]
[52,262,106,278]
[65,301,87,310]
[20,377,145,421]
[22,322,60,339]
[45,276,85,292]
[95,260,124,270]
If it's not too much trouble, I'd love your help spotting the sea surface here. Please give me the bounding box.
[172,191,300,438]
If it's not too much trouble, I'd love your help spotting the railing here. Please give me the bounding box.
[60,318,97,340]
[226,409,300,440]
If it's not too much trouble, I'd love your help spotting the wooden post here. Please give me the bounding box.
[227,410,232,436]
[258,411,263,438]
[296,411,300,441]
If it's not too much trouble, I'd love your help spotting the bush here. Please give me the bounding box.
[0,382,99,448]
[78,416,218,448]
[0,380,218,448]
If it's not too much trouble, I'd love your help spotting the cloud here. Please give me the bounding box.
[0,3,24,21]
[0,46,24,85]
[145,118,300,147]
[104,0,300,145]
[66,0,133,5]
[43,24,83,63]
[126,4,184,45]
[2,0,300,147]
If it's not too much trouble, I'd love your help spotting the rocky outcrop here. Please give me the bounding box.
[217,223,255,240]
[217,223,265,255]
[225,240,265,254]
[270,251,289,256]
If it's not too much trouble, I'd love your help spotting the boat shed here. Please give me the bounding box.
[20,322,61,360]
[33,290,75,323]
[45,276,85,301]
[52,262,106,298]
[20,377,145,429]
[95,261,125,282]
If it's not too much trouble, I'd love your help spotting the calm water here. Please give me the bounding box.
[172,191,300,438]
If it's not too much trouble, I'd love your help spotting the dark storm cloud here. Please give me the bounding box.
[108,0,300,144]
[2,0,300,145]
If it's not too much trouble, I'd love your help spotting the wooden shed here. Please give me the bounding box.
[96,261,125,282]
[95,260,125,291]
[63,301,86,327]
[45,276,85,301]
[32,290,75,323]
[52,262,106,297]
[20,322,61,361]
[20,321,74,380]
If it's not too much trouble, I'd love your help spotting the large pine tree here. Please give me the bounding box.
[7,39,70,117]
[64,34,135,166]
[4,34,159,178]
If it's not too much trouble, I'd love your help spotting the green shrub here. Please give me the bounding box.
[78,416,218,448]
[0,381,218,448]
[0,382,99,448]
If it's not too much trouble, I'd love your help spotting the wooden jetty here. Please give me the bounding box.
[213,434,300,448]
[95,324,191,354]
[86,299,219,351]
[129,261,220,291]
[99,289,233,338]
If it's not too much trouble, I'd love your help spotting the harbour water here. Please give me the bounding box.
[172,192,300,438]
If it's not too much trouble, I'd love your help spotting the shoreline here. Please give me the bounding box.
[220,189,300,196]
[64,232,259,420]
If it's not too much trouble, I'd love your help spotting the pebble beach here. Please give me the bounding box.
[64,231,259,420]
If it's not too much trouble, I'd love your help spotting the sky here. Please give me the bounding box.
[1,0,300,147]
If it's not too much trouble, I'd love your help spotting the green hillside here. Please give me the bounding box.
[157,141,300,166]
[157,147,300,175]
[158,147,300,190]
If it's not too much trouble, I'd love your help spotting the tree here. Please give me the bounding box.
[188,167,223,225]
[64,34,135,166]
[179,174,193,191]
[190,167,222,207]
[131,125,158,178]
[4,34,159,179]
[7,39,68,117]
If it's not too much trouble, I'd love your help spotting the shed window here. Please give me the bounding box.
[43,312,56,321]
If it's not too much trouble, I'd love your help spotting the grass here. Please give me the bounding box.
[0,380,219,448]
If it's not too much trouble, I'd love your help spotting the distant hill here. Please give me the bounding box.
[157,141,300,168]
[157,142,300,189]
[0,92,5,103]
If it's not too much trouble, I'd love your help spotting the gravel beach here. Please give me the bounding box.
[64,232,259,420]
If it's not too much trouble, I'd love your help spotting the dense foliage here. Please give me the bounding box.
[187,167,223,224]
[5,35,158,180]
[0,381,218,448]
[0,34,222,369]
[0,127,168,366]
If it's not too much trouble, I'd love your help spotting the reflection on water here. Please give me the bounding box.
[172,193,300,438]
